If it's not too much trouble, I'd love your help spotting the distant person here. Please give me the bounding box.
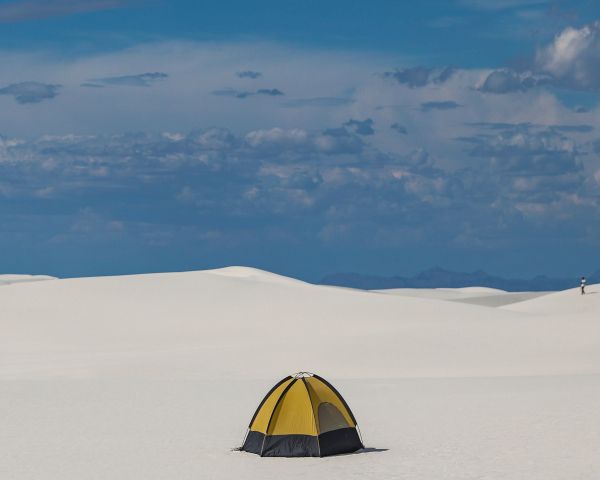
[580,276,586,295]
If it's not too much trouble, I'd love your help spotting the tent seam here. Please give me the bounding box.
[301,377,321,457]
[248,375,292,428]
[259,378,298,456]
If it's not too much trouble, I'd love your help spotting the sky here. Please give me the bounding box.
[0,0,600,281]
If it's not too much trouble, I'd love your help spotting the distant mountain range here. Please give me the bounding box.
[319,267,599,292]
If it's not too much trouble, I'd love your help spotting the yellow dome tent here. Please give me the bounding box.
[240,372,364,457]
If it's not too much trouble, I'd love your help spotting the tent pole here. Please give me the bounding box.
[356,424,365,449]
[260,378,297,456]
[301,377,321,457]
[240,428,250,450]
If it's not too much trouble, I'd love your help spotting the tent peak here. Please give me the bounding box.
[292,371,315,378]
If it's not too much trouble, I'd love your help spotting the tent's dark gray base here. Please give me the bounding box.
[241,431,319,457]
[319,427,363,457]
[241,428,363,457]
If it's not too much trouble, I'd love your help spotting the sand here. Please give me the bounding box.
[2,267,599,479]
[373,286,550,307]
[0,274,56,286]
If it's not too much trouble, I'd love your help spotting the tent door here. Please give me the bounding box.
[318,402,350,434]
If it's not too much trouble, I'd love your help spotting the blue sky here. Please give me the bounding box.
[0,0,599,280]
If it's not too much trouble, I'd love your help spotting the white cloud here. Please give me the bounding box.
[245,128,310,149]
[245,127,364,155]
[535,22,600,91]
[478,69,551,94]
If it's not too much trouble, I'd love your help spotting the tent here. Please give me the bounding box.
[240,372,364,457]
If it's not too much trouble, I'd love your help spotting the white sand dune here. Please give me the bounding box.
[206,265,309,285]
[373,285,509,300]
[2,267,599,479]
[373,286,550,307]
[0,274,56,286]
[503,285,600,315]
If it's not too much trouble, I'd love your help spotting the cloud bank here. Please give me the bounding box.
[0,26,599,275]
